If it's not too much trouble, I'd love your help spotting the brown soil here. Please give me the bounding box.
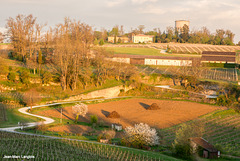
[147,103,160,110]
[107,111,120,118]
[37,98,219,129]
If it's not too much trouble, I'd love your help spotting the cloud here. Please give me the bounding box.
[131,0,157,4]
[105,0,126,7]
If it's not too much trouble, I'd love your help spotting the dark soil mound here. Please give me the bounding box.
[107,111,120,118]
[147,103,160,110]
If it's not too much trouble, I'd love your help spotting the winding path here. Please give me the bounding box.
[0,96,130,132]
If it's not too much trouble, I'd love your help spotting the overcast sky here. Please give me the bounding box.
[1,0,240,42]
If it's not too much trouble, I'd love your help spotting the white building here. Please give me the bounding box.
[132,34,154,43]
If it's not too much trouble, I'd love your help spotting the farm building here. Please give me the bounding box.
[201,51,236,64]
[110,54,199,66]
[132,34,154,43]
[190,137,220,159]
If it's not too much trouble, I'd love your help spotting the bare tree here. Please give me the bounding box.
[138,25,145,34]
[23,89,41,111]
[52,18,93,91]
[0,32,4,43]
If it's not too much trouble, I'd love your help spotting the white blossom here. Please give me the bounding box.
[124,123,159,146]
[72,103,88,117]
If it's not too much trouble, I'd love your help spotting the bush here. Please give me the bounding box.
[97,130,116,142]
[231,103,240,113]
[7,72,16,82]
[173,122,204,159]
[90,115,98,124]
[20,70,30,85]
[41,71,52,84]
[122,123,159,148]
[99,39,104,45]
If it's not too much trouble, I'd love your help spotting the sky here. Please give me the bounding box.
[1,0,240,43]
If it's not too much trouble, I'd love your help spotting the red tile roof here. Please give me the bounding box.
[190,137,218,152]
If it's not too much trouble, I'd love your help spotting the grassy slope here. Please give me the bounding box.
[0,108,40,128]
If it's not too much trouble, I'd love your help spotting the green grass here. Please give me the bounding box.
[106,47,162,56]
[106,47,200,57]
[0,108,40,128]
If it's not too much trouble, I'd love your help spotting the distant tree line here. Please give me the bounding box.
[93,24,237,45]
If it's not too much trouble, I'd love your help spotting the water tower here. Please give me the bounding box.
[175,20,190,33]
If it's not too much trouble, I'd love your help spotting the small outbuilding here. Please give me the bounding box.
[190,137,220,159]
[111,123,122,131]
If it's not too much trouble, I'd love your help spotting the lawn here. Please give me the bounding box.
[0,107,40,128]
[105,47,201,57]
[106,47,161,56]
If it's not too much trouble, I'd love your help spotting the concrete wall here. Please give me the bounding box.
[145,58,192,66]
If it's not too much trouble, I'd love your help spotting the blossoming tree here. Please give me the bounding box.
[72,103,88,123]
[123,123,159,148]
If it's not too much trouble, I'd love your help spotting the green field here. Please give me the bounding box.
[105,47,200,57]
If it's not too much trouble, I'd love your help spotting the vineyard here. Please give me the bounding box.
[0,103,7,122]
[0,131,180,161]
[160,109,240,157]
[152,43,240,54]
[104,43,240,55]
[139,66,239,82]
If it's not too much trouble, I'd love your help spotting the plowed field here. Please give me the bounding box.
[37,98,219,129]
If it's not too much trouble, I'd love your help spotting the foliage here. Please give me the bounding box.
[72,103,88,122]
[93,38,98,45]
[7,72,16,82]
[173,122,204,159]
[90,115,98,124]
[99,39,104,45]
[19,69,30,85]
[97,130,116,142]
[41,71,52,84]
[149,73,158,84]
[123,123,159,148]
[0,57,9,75]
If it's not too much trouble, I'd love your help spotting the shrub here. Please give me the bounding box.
[122,123,159,148]
[97,130,116,142]
[231,103,240,113]
[41,71,52,84]
[7,72,16,82]
[173,122,204,159]
[90,115,98,124]
[99,39,104,45]
[19,70,30,85]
